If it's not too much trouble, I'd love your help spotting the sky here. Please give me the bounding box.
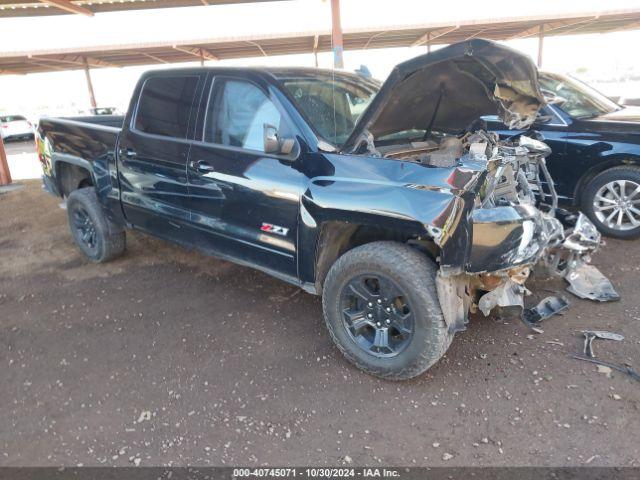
[2,0,640,117]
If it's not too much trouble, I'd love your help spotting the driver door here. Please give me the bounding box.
[187,75,306,277]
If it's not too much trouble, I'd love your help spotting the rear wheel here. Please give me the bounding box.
[582,166,640,239]
[322,241,453,380]
[66,187,126,262]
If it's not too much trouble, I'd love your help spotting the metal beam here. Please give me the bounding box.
[312,34,319,67]
[0,136,12,186]
[610,19,640,32]
[330,0,344,69]
[141,52,169,64]
[83,57,97,108]
[411,25,459,47]
[30,55,119,69]
[28,59,67,71]
[38,0,93,16]
[537,25,544,68]
[172,45,219,61]
[508,17,599,40]
[244,41,267,57]
[362,30,388,50]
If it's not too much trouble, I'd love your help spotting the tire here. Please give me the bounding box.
[322,241,454,380]
[66,187,126,262]
[581,166,640,239]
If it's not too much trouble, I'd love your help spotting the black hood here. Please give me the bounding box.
[343,39,545,152]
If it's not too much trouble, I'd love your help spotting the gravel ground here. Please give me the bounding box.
[1,181,639,467]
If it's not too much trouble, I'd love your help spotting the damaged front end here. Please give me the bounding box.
[436,132,619,333]
[337,39,619,332]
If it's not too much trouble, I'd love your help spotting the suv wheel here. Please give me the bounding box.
[582,166,640,239]
[66,187,126,262]
[322,241,453,380]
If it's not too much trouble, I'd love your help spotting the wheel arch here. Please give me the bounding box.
[574,155,640,205]
[311,220,437,293]
[53,154,95,197]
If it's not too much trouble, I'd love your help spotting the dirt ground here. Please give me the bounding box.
[1,181,639,467]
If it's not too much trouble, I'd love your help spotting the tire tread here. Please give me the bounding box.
[322,241,453,380]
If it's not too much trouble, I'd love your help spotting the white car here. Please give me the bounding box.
[1,115,34,141]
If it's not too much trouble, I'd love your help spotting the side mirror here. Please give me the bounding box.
[264,124,280,154]
[263,123,297,157]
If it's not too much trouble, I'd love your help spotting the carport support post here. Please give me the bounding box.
[537,25,544,68]
[0,136,11,186]
[83,57,97,109]
[330,0,344,69]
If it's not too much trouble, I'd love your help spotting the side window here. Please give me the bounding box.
[204,79,282,152]
[135,75,199,139]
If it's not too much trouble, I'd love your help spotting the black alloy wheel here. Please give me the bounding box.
[340,273,414,358]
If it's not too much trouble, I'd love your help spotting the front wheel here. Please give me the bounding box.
[582,166,640,239]
[322,241,453,380]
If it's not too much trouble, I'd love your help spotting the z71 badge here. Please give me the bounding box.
[260,223,289,236]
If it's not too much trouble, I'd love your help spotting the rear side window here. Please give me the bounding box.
[134,75,199,139]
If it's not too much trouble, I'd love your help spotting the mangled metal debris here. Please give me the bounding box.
[543,213,620,302]
[522,296,570,327]
[470,134,619,325]
[566,264,620,302]
[569,354,640,383]
[582,330,624,358]
[569,331,638,384]
[478,279,526,317]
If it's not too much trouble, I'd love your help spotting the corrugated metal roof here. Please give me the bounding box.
[2,8,639,75]
[0,0,284,17]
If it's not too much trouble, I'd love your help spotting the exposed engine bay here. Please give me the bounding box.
[336,39,619,332]
[376,129,620,332]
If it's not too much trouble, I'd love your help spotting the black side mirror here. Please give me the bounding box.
[264,124,280,154]
[263,123,297,158]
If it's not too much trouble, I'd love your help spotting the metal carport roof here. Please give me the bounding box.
[0,0,285,17]
[2,8,640,75]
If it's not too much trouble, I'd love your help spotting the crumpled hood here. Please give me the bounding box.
[343,39,546,152]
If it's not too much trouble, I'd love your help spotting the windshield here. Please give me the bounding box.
[282,75,379,145]
[539,72,620,119]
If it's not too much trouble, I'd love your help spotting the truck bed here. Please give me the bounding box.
[37,115,124,199]
[38,115,122,163]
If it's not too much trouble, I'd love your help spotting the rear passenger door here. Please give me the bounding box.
[117,73,204,241]
[187,75,305,278]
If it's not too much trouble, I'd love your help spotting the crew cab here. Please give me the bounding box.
[37,40,617,380]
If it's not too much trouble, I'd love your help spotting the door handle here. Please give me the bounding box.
[190,160,215,173]
[121,148,136,159]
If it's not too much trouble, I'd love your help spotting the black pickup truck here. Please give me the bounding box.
[37,40,617,380]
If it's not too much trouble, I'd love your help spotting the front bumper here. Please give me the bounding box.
[467,204,563,274]
[436,208,618,333]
